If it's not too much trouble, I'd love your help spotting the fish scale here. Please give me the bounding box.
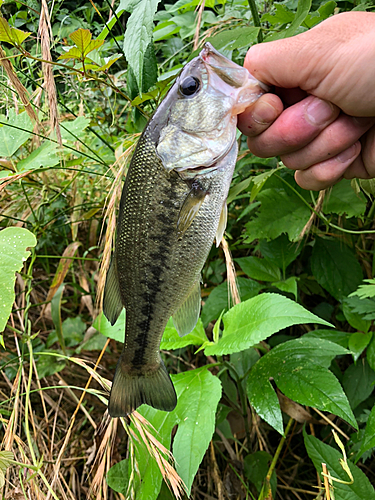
[103,43,267,416]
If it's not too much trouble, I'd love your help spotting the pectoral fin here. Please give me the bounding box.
[215,202,227,247]
[177,183,207,237]
[173,279,201,337]
[103,257,124,326]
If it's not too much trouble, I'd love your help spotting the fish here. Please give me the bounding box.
[103,43,267,417]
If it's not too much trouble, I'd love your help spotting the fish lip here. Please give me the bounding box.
[199,42,269,93]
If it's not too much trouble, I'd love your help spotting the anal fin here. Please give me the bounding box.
[173,279,201,337]
[103,257,123,326]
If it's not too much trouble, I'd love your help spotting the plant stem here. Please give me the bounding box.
[258,417,294,499]
[247,0,263,42]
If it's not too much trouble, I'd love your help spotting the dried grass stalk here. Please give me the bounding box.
[0,47,37,123]
[221,236,240,307]
[38,0,62,145]
[194,0,206,50]
[298,189,327,241]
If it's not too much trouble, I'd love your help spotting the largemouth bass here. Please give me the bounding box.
[103,43,267,417]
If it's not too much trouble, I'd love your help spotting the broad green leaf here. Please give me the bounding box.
[323,180,366,218]
[272,276,298,299]
[245,172,310,242]
[259,235,301,273]
[0,111,32,157]
[17,141,59,172]
[58,47,82,61]
[367,336,375,371]
[248,338,356,433]
[69,29,104,57]
[0,228,37,333]
[201,277,262,327]
[207,26,260,51]
[204,293,331,356]
[261,4,294,26]
[304,430,375,500]
[304,329,351,348]
[160,318,208,350]
[60,116,90,141]
[107,459,129,495]
[342,359,375,410]
[343,297,371,333]
[356,404,375,461]
[0,17,30,45]
[171,368,222,492]
[348,332,372,362]
[304,1,336,28]
[247,376,283,434]
[118,0,162,93]
[236,256,281,282]
[94,310,125,342]
[311,237,363,301]
[135,368,221,497]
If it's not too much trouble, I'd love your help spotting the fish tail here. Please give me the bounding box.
[108,357,177,417]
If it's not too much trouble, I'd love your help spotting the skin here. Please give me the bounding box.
[238,12,375,191]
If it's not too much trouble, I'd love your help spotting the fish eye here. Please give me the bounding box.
[179,76,201,97]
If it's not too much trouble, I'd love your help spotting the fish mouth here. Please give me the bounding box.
[200,42,269,113]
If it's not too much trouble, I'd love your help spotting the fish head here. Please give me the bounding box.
[155,43,268,174]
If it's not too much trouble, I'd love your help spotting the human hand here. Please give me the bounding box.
[238,12,375,191]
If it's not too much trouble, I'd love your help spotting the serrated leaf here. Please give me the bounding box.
[236,256,281,282]
[304,430,375,500]
[342,359,375,410]
[0,228,37,333]
[247,376,283,434]
[350,279,375,299]
[201,277,263,327]
[259,234,301,273]
[356,404,375,461]
[311,237,363,301]
[204,293,331,356]
[248,338,356,433]
[343,297,371,333]
[160,318,207,350]
[266,0,312,41]
[0,110,33,157]
[0,17,30,46]
[58,47,82,61]
[245,172,311,242]
[119,0,162,93]
[69,29,103,57]
[323,180,366,218]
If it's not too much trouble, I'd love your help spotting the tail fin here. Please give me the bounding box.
[108,357,177,417]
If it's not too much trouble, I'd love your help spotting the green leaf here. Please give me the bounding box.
[171,368,222,492]
[0,228,37,333]
[343,297,371,333]
[118,0,162,93]
[0,17,30,46]
[247,376,283,434]
[266,0,312,41]
[311,237,363,301]
[245,172,310,242]
[17,141,59,173]
[304,329,351,348]
[323,180,366,218]
[236,256,281,282]
[348,332,372,362]
[0,110,33,157]
[243,451,277,496]
[248,338,356,433]
[58,47,82,61]
[204,293,331,356]
[356,404,375,461]
[272,276,298,299]
[206,26,260,51]
[367,336,375,371]
[201,277,262,327]
[342,359,375,410]
[250,168,277,202]
[69,29,104,57]
[304,430,375,500]
[160,318,208,350]
[107,459,129,495]
[0,450,14,488]
[304,1,337,28]
[259,234,301,273]
[94,309,126,342]
[350,278,375,299]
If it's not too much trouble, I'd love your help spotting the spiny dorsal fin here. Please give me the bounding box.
[177,183,207,237]
[172,279,201,337]
[215,201,227,247]
[103,257,124,326]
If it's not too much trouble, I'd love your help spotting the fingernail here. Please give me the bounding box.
[252,100,279,125]
[305,97,335,126]
[337,143,360,163]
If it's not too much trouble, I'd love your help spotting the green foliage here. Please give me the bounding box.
[2,0,375,497]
